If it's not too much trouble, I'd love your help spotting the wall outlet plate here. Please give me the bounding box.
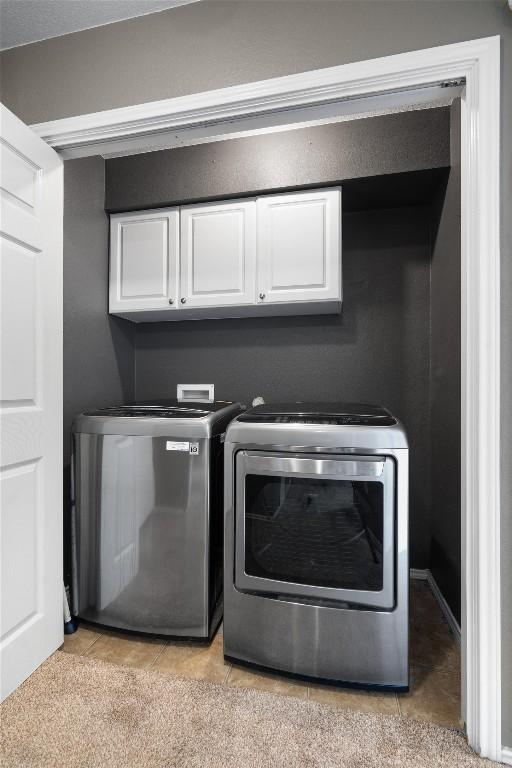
[177,384,214,403]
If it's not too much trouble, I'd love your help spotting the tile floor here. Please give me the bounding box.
[62,579,462,730]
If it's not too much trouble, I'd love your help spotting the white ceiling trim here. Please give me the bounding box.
[94,90,458,159]
[34,84,461,160]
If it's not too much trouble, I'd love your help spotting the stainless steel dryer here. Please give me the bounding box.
[223,402,409,689]
[71,400,243,639]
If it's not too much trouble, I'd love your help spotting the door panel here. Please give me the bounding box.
[180,199,256,308]
[0,136,42,250]
[257,187,341,305]
[1,241,37,403]
[0,103,63,701]
[270,203,326,288]
[109,209,179,312]
[1,462,40,637]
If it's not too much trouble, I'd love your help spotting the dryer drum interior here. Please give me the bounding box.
[245,476,384,590]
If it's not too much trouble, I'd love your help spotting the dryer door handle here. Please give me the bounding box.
[241,453,386,479]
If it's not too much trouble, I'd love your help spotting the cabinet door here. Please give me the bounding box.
[180,200,256,308]
[256,187,341,305]
[109,209,179,313]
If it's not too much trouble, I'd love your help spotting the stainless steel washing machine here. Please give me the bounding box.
[71,399,243,639]
[223,402,409,690]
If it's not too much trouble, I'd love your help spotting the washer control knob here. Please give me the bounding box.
[259,293,266,301]
[181,298,187,304]
[168,298,174,305]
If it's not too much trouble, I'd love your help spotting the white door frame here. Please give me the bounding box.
[30,36,501,761]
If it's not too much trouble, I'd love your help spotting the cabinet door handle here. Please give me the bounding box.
[168,298,174,305]
[259,293,266,301]
[181,297,187,304]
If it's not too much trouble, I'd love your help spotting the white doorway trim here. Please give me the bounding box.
[31,36,501,761]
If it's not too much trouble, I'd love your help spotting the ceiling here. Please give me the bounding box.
[0,0,199,51]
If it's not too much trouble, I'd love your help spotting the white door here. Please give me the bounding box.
[0,104,63,701]
[256,187,342,305]
[109,208,179,313]
[180,199,256,308]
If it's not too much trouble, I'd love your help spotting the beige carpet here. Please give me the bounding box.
[0,651,494,768]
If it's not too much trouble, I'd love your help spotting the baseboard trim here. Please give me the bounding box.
[501,746,512,765]
[410,568,461,646]
[409,568,428,580]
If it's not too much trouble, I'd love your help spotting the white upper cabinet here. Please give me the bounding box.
[256,187,341,305]
[109,187,341,321]
[109,209,179,313]
[180,200,256,308]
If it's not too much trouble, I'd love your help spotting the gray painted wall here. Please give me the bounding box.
[106,107,459,613]
[135,206,433,568]
[110,116,443,570]
[0,1,509,129]
[63,157,135,461]
[429,101,462,624]
[63,156,135,579]
[2,0,509,740]
[105,108,449,212]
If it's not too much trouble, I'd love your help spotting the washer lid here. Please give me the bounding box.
[236,402,397,427]
[82,399,235,419]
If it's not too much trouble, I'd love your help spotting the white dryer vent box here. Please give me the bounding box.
[177,384,215,403]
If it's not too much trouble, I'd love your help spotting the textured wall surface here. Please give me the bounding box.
[134,206,433,567]
[106,113,452,579]
[0,1,509,128]
[105,108,449,212]
[63,157,135,460]
[429,101,462,624]
[63,157,135,581]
